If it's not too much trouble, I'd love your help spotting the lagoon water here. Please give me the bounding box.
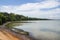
[15,20,60,40]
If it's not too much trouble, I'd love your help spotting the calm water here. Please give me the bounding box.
[15,20,60,40]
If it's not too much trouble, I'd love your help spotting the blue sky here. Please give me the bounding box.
[0,0,44,5]
[0,0,60,19]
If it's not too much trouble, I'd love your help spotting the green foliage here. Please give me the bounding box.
[0,19,2,25]
[0,12,49,25]
[0,12,26,25]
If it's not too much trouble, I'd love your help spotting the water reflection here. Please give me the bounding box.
[15,20,60,40]
[40,29,60,34]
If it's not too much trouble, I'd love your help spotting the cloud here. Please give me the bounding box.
[40,5,60,11]
[0,0,60,19]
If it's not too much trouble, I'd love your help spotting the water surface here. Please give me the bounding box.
[15,20,60,40]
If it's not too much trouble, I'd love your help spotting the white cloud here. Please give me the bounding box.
[0,0,60,19]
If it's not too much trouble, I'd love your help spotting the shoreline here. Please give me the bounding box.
[0,22,34,40]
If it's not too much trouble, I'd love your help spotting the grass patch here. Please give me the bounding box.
[5,22,22,29]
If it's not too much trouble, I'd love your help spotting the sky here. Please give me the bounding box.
[0,0,60,19]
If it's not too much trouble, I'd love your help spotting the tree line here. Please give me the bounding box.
[0,12,49,25]
[0,12,28,25]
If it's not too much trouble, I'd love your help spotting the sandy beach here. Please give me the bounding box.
[0,22,33,40]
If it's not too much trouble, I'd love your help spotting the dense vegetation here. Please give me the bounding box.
[0,12,49,25]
